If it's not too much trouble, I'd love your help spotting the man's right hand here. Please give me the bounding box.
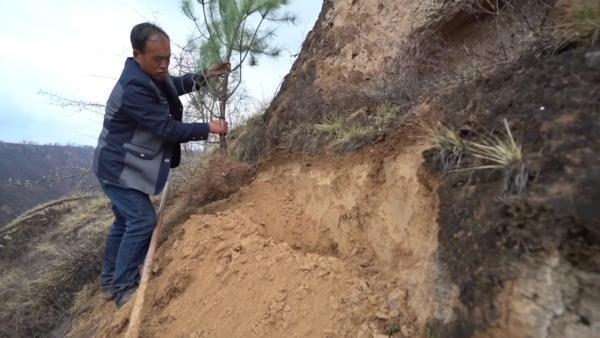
[205,63,231,79]
[209,120,228,135]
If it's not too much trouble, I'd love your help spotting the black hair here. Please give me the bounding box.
[130,22,169,52]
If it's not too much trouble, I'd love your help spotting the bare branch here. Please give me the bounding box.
[38,91,105,115]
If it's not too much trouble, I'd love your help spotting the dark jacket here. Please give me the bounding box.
[93,57,209,195]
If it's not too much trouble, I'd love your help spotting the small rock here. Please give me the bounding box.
[270,301,285,312]
[275,291,287,302]
[401,325,410,337]
[323,328,335,336]
[585,50,600,69]
[300,263,315,271]
[214,242,229,253]
[375,311,389,320]
[215,263,226,276]
[373,334,389,338]
[358,279,369,291]
[350,291,361,304]
[274,252,287,262]
[222,222,235,231]
[387,289,407,311]
[349,107,368,123]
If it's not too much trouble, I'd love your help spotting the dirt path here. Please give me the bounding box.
[69,139,452,338]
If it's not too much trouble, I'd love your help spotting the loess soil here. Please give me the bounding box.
[69,45,599,337]
[68,133,448,338]
[65,1,600,337]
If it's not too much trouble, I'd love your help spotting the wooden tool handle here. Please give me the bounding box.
[125,178,171,338]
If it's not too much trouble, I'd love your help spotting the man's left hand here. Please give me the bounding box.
[205,63,231,79]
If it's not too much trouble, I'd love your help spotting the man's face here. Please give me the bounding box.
[133,34,171,81]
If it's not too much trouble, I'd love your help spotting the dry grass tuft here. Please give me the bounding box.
[422,120,467,170]
[463,119,528,193]
[308,104,406,152]
[314,114,347,135]
[374,103,404,131]
[228,113,267,163]
[549,0,600,51]
[0,196,112,337]
[465,119,523,170]
[314,114,375,150]
[229,103,409,157]
[69,282,98,316]
[424,118,528,193]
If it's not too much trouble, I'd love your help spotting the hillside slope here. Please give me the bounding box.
[68,0,599,337]
[0,142,96,226]
[0,194,112,337]
[261,0,549,148]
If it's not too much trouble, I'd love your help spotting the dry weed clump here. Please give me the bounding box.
[465,119,523,170]
[308,104,406,152]
[425,118,528,193]
[464,119,528,193]
[228,113,267,163]
[548,0,600,51]
[421,120,468,171]
[0,196,111,337]
[314,114,374,148]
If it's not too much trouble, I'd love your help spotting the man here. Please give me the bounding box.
[93,22,229,307]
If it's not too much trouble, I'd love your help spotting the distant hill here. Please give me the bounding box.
[0,141,97,226]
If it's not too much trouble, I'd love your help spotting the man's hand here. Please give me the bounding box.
[205,63,231,79]
[209,120,228,135]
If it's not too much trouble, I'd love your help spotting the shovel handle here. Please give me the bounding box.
[125,178,171,338]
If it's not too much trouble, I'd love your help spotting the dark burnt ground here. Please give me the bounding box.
[425,46,600,336]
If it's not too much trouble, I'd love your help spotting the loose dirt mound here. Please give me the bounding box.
[162,153,253,239]
[68,136,447,338]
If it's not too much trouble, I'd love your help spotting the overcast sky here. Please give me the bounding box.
[0,0,322,146]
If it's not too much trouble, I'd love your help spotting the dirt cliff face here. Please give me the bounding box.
[258,0,598,336]
[428,46,600,338]
[264,0,550,146]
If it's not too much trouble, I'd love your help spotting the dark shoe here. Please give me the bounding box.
[115,287,136,308]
